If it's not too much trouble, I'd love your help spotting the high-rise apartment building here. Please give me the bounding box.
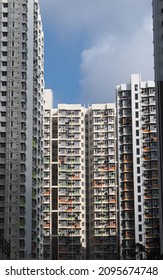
[87,104,118,259]
[117,74,160,259]
[152,0,163,255]
[43,91,118,259]
[43,91,86,260]
[0,0,44,259]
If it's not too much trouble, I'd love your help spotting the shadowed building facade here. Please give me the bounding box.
[0,0,44,259]
[153,0,163,255]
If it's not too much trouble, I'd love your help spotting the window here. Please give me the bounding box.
[138,195,141,202]
[138,205,141,212]
[1,112,6,117]
[136,121,139,127]
[138,186,141,192]
[138,215,142,222]
[2,32,8,37]
[137,167,140,173]
[0,133,5,138]
[1,81,7,86]
[2,42,7,46]
[0,154,5,158]
[135,103,138,109]
[0,207,4,213]
[139,225,142,231]
[2,51,7,56]
[136,148,140,155]
[137,176,141,183]
[2,22,8,27]
[135,93,138,100]
[2,61,7,66]
[3,3,8,7]
[2,91,6,96]
[135,111,139,118]
[2,71,7,76]
[136,139,139,145]
[1,122,6,127]
[135,84,138,91]
[139,235,142,242]
[1,102,6,106]
[136,130,139,136]
[137,158,140,164]
[3,13,8,17]
[0,218,4,224]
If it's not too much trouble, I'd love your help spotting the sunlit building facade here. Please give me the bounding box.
[87,104,118,259]
[43,91,86,259]
[43,91,118,259]
[117,74,160,259]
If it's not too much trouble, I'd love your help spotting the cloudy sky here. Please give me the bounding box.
[39,0,154,106]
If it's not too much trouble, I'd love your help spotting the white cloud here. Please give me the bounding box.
[39,0,151,42]
[39,0,153,104]
[79,16,154,103]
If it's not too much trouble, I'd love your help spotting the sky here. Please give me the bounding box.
[39,0,154,107]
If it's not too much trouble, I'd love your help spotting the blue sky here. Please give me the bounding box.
[39,0,153,107]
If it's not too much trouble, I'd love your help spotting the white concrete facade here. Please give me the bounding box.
[87,104,118,259]
[117,74,160,259]
[43,92,86,259]
[43,94,118,259]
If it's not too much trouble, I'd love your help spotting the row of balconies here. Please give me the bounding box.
[93,132,114,139]
[94,190,116,196]
[94,157,115,163]
[59,221,81,228]
[94,198,116,204]
[145,229,159,238]
[58,246,82,254]
[94,168,115,173]
[58,116,80,123]
[59,142,80,148]
[59,197,81,203]
[118,92,131,100]
[59,188,81,195]
[59,236,81,244]
[118,100,131,109]
[59,110,81,117]
[94,228,116,236]
[59,229,81,236]
[59,149,80,155]
[59,181,81,187]
[58,204,81,211]
[59,212,80,220]
[141,88,155,96]
[59,127,80,133]
[59,160,81,167]
[94,220,116,226]
[59,133,80,139]
[118,108,131,118]
[93,118,114,124]
[94,205,116,211]
[93,143,114,149]
[93,110,114,117]
[119,136,132,144]
[143,136,157,143]
[93,183,115,188]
